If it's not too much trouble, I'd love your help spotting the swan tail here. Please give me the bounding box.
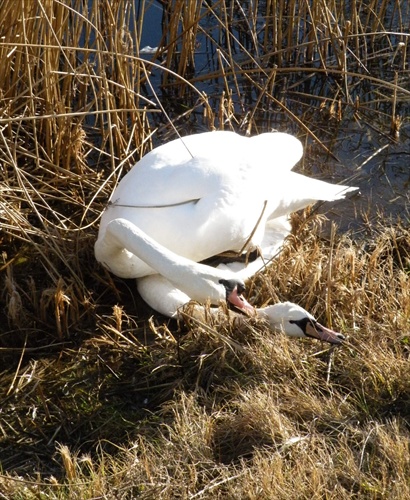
[295,174,359,202]
[287,172,358,203]
[322,185,358,201]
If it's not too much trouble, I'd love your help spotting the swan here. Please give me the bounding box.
[101,218,345,344]
[95,130,357,343]
[95,131,357,280]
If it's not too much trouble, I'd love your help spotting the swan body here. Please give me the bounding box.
[95,131,357,279]
[95,130,357,343]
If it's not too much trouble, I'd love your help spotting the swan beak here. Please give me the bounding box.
[228,287,255,315]
[305,321,345,345]
[219,278,256,315]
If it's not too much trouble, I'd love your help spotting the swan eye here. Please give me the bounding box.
[289,317,318,336]
[219,278,246,298]
[236,282,246,295]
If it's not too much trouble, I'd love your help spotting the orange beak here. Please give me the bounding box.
[305,321,345,345]
[226,286,256,315]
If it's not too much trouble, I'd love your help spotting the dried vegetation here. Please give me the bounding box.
[0,0,409,498]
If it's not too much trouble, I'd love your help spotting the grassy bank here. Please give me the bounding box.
[0,0,409,497]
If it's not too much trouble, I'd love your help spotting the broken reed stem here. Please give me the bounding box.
[326,222,336,330]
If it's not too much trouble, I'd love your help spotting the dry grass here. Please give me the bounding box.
[1,222,409,499]
[0,0,409,498]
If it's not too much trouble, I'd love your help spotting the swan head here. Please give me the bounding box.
[259,302,345,345]
[219,278,255,314]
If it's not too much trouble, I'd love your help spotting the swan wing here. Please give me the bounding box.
[109,131,304,208]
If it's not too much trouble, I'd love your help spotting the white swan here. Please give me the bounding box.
[95,130,357,343]
[101,218,345,344]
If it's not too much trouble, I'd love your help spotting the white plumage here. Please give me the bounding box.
[95,131,356,343]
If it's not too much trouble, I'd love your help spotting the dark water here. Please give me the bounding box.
[137,1,409,231]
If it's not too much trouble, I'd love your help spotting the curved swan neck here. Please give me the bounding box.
[106,218,195,275]
[105,218,230,303]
